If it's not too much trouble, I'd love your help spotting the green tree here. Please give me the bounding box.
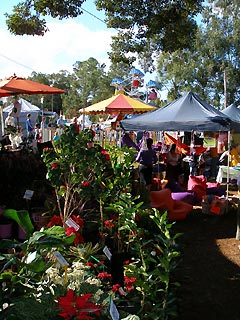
[96,0,203,69]
[69,57,114,113]
[5,0,85,36]
[22,71,68,113]
[156,0,240,107]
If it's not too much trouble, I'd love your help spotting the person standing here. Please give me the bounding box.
[166,143,181,182]
[57,115,65,127]
[136,138,158,190]
[26,113,34,139]
[10,95,22,128]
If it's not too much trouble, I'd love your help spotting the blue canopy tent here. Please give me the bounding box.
[221,103,240,123]
[121,92,235,132]
[121,92,240,200]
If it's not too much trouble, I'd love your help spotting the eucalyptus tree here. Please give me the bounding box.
[25,71,70,114]
[156,0,240,108]
[95,0,203,70]
[69,57,114,112]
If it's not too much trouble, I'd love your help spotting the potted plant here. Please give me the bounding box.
[0,207,12,239]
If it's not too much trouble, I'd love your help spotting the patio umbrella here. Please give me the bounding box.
[0,75,66,97]
[84,93,156,114]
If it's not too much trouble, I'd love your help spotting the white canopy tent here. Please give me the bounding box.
[3,98,40,134]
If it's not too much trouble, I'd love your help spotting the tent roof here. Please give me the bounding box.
[0,75,66,97]
[84,94,156,114]
[221,103,240,123]
[3,98,40,113]
[121,92,235,132]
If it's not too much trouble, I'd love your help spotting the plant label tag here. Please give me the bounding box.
[118,287,127,296]
[103,246,112,260]
[25,251,37,264]
[110,299,119,320]
[66,217,80,231]
[53,251,69,267]
[23,189,34,200]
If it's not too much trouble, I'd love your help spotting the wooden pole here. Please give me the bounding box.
[224,69,227,109]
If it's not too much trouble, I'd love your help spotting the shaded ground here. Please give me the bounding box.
[172,197,240,320]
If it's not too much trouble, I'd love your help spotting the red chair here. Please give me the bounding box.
[149,189,193,221]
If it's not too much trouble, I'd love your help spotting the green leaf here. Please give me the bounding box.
[3,209,34,238]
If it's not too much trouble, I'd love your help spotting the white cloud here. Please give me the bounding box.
[0,20,116,79]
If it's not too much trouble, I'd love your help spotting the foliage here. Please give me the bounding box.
[68,58,114,112]
[5,0,85,36]
[0,125,182,319]
[23,60,115,118]
[41,125,136,226]
[156,0,240,107]
[122,209,182,319]
[3,209,34,239]
[96,0,203,69]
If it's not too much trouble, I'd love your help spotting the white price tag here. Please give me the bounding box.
[110,299,119,320]
[23,189,34,200]
[103,246,112,260]
[66,217,80,231]
[53,251,69,267]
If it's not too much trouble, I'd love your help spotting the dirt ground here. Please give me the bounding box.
[172,194,240,320]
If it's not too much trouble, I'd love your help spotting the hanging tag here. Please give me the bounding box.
[53,251,69,267]
[23,189,34,200]
[103,246,112,260]
[118,287,127,296]
[110,299,119,320]
[65,217,80,231]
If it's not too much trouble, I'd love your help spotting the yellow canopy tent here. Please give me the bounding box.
[84,93,156,114]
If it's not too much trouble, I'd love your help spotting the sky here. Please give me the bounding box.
[0,0,117,79]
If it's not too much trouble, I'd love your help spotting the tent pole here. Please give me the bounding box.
[226,130,231,201]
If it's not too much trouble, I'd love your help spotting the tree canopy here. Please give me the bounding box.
[156,0,240,108]
[5,0,203,66]
[5,0,85,36]
[96,0,203,69]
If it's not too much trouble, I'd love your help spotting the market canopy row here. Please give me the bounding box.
[121,92,240,132]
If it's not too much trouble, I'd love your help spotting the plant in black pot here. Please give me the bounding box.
[0,206,13,239]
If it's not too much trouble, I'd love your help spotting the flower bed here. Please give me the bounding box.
[0,126,181,319]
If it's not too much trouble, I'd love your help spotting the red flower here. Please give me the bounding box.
[71,215,84,228]
[81,181,90,187]
[65,227,84,245]
[60,185,67,190]
[112,284,121,292]
[98,272,112,279]
[104,220,115,229]
[124,276,136,291]
[101,150,110,161]
[57,289,76,319]
[47,215,62,227]
[86,261,95,267]
[124,276,136,283]
[51,163,58,169]
[57,289,101,320]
